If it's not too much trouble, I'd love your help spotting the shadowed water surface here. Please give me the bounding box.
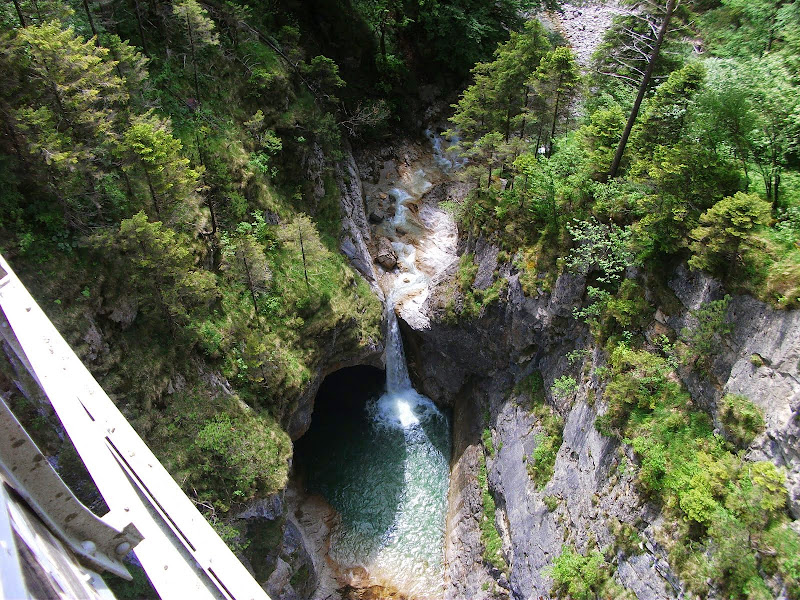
[295,360,451,599]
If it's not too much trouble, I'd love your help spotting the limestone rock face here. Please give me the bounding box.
[667,265,800,518]
[285,143,387,443]
[334,142,384,300]
[402,241,800,600]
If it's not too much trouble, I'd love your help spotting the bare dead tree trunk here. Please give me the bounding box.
[298,222,310,291]
[83,0,98,37]
[131,0,150,57]
[608,0,676,180]
[186,14,201,101]
[12,0,26,27]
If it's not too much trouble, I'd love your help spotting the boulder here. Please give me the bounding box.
[375,238,398,270]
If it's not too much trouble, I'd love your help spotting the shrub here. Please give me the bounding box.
[482,427,496,458]
[543,495,560,511]
[565,217,633,284]
[718,393,765,448]
[551,375,578,400]
[549,546,610,600]
[689,192,772,278]
[478,451,506,571]
[609,518,643,556]
[680,295,733,371]
[527,431,561,489]
[192,412,291,510]
[516,371,545,407]
[596,343,679,436]
[527,393,564,489]
[603,345,798,597]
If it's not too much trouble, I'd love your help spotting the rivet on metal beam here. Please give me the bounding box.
[115,542,131,555]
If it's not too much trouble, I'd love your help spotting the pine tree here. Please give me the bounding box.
[221,223,272,321]
[450,21,550,147]
[118,112,201,226]
[172,0,220,102]
[688,192,772,276]
[98,211,217,332]
[3,22,129,227]
[532,47,580,156]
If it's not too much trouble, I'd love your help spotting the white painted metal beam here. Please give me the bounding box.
[0,253,270,600]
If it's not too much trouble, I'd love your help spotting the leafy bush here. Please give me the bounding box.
[549,546,610,600]
[543,495,560,511]
[482,427,496,458]
[192,412,291,510]
[595,343,679,436]
[609,518,643,557]
[526,388,564,489]
[679,295,733,371]
[689,192,772,278]
[551,375,578,400]
[718,393,765,448]
[515,371,545,406]
[598,343,798,597]
[478,450,506,572]
[575,279,653,341]
[565,218,633,285]
[442,253,508,322]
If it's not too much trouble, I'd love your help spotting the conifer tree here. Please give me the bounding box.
[118,112,201,225]
[221,223,272,320]
[688,192,772,276]
[3,22,129,226]
[172,0,220,102]
[532,47,580,156]
[99,211,217,332]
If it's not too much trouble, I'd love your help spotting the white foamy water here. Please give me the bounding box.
[301,135,459,599]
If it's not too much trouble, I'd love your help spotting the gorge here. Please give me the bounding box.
[2,1,800,599]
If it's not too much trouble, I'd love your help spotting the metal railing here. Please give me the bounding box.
[0,253,270,600]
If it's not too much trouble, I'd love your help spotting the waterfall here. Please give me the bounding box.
[386,308,411,394]
[425,129,466,172]
[296,137,453,599]
[371,304,442,431]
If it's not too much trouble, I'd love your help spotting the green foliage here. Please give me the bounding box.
[543,495,560,511]
[549,546,612,600]
[632,63,706,153]
[574,279,653,341]
[515,371,545,406]
[478,450,507,572]
[1,22,137,227]
[594,337,798,598]
[95,212,217,331]
[482,427,496,458]
[527,430,561,490]
[679,295,733,371]
[193,413,291,509]
[0,6,388,518]
[173,0,220,48]
[120,113,201,225]
[689,193,772,277]
[526,385,564,489]
[718,394,765,448]
[565,218,633,285]
[405,0,548,78]
[550,375,577,400]
[442,253,508,322]
[609,518,643,557]
[595,342,679,436]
